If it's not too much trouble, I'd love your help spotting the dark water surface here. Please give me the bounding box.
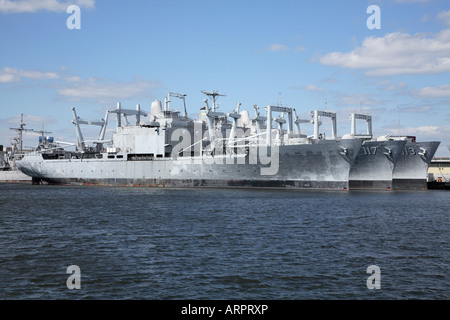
[0,183,448,299]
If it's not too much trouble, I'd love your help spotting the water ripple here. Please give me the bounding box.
[0,184,448,299]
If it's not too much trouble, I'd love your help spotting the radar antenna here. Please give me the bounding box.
[201,90,225,112]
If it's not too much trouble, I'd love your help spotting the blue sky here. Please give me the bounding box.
[1,0,449,156]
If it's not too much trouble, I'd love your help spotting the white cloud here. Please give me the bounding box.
[376,80,409,92]
[336,93,383,107]
[293,46,306,52]
[0,73,16,83]
[437,10,450,26]
[0,114,57,129]
[387,125,449,138]
[421,14,431,23]
[336,106,375,116]
[56,78,163,102]
[262,43,305,53]
[318,29,450,76]
[394,0,431,2]
[414,84,450,98]
[64,75,82,83]
[0,67,58,83]
[0,65,163,103]
[302,84,324,92]
[0,0,95,14]
[265,44,290,52]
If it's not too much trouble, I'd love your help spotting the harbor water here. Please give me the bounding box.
[0,183,448,300]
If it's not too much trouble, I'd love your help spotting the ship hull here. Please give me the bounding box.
[392,141,440,190]
[35,177,350,190]
[349,140,406,190]
[17,139,362,190]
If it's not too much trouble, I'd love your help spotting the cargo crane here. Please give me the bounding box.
[349,113,373,139]
[72,107,110,152]
[109,103,148,128]
[167,92,188,117]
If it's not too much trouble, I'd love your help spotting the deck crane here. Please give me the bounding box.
[167,92,188,117]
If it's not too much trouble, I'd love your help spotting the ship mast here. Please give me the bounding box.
[292,109,310,135]
[9,114,35,153]
[10,114,52,152]
[226,102,241,150]
[10,114,25,153]
[201,91,227,151]
[201,90,225,112]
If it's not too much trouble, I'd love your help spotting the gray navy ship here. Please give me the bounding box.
[345,113,439,190]
[15,91,440,190]
[0,147,30,182]
[346,113,406,191]
[0,114,32,182]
